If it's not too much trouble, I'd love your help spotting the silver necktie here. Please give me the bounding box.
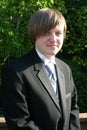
[45,64,57,95]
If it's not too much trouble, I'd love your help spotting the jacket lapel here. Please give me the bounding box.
[56,60,66,121]
[35,62,62,113]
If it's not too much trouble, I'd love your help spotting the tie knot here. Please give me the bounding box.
[46,62,55,72]
[45,64,56,81]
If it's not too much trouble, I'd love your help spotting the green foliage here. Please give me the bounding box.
[0,0,87,114]
[62,1,87,69]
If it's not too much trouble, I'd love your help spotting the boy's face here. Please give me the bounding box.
[35,24,64,59]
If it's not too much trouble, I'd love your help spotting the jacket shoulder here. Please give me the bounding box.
[56,58,70,70]
[3,50,33,73]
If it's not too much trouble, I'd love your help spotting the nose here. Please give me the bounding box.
[50,33,57,42]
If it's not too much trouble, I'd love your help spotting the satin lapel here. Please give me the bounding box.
[36,63,61,112]
[56,62,66,121]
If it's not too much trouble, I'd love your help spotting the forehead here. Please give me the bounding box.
[49,24,64,32]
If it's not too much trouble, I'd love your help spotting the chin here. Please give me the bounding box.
[49,53,56,57]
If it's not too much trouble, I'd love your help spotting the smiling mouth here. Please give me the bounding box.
[47,44,59,48]
[48,44,57,46]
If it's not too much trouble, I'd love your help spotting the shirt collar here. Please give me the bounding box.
[35,48,56,65]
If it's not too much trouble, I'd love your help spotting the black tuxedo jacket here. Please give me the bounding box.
[1,48,80,130]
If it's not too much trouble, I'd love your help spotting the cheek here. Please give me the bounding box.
[37,38,46,45]
[59,37,64,44]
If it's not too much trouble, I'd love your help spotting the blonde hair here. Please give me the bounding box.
[28,8,67,44]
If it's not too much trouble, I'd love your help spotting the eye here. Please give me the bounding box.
[56,31,62,36]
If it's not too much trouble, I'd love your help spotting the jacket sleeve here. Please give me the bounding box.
[69,70,81,130]
[1,65,41,130]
